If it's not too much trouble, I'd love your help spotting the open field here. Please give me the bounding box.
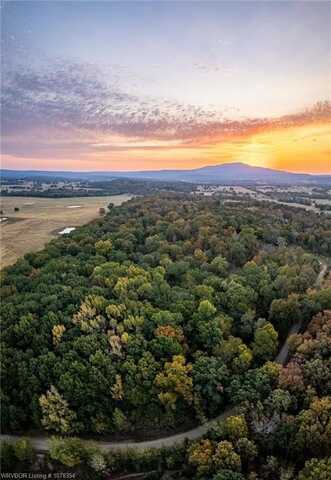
[0,194,132,268]
[197,184,331,214]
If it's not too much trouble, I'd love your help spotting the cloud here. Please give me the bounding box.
[2,57,331,160]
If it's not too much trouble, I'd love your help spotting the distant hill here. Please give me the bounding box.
[1,162,331,185]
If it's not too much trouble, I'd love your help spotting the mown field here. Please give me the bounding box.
[0,195,131,268]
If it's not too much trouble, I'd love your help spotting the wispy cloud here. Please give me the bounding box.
[2,58,330,161]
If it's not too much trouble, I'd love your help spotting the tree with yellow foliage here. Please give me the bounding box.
[52,324,66,346]
[296,396,331,456]
[95,239,112,257]
[213,440,242,472]
[111,374,124,401]
[39,385,76,434]
[72,295,106,333]
[155,355,193,409]
[188,439,214,475]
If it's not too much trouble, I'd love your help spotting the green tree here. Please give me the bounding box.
[269,294,301,337]
[296,396,331,456]
[13,438,34,464]
[197,299,217,319]
[210,255,229,276]
[0,441,16,470]
[213,471,245,480]
[298,457,331,480]
[193,356,229,415]
[222,280,256,320]
[49,437,86,467]
[252,322,278,362]
[235,437,258,463]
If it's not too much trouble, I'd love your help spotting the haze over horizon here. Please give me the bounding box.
[2,1,331,174]
[2,161,331,176]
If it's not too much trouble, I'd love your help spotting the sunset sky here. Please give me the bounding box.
[2,1,331,173]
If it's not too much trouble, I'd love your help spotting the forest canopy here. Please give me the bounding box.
[1,194,330,442]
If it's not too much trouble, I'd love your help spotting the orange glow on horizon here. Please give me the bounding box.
[208,122,331,173]
[3,121,331,174]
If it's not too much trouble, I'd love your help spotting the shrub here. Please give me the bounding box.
[0,441,16,471]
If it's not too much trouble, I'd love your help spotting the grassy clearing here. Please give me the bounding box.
[0,195,132,268]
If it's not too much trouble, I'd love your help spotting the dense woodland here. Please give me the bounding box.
[1,194,331,478]
[182,310,331,479]
[1,178,198,197]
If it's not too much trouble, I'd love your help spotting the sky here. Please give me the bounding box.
[1,0,331,173]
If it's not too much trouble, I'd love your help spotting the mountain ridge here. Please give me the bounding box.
[1,162,331,185]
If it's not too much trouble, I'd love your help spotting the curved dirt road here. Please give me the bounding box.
[1,261,328,452]
[275,259,328,365]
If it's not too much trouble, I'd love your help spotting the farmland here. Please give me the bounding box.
[0,194,131,268]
